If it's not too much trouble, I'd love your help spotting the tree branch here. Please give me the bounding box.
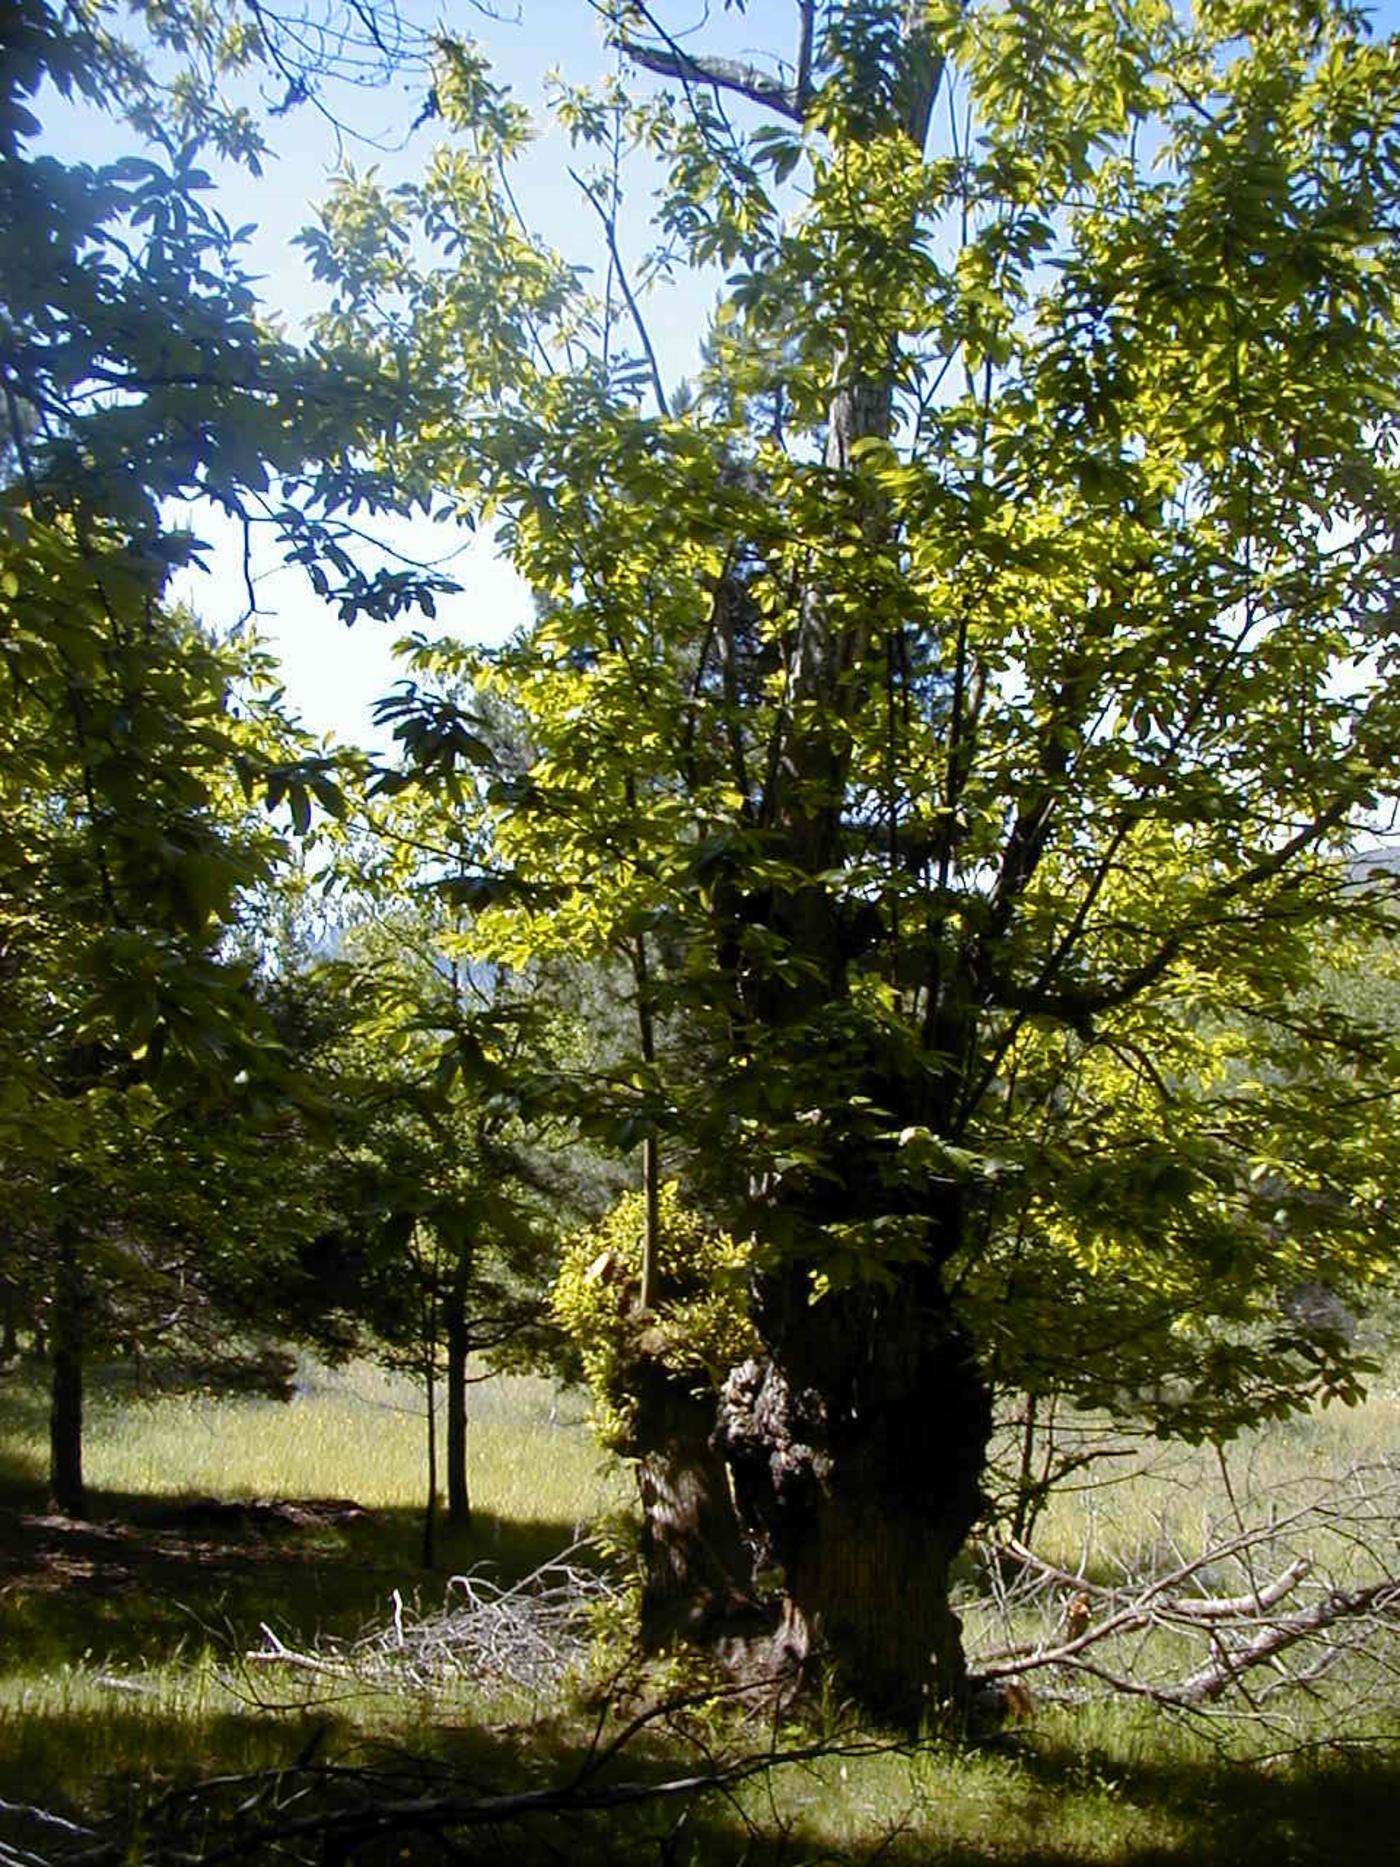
[568,168,671,418]
[796,0,815,111]
[616,38,804,123]
[972,1464,1400,1731]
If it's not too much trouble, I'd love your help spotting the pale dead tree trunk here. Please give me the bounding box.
[621,3,993,1727]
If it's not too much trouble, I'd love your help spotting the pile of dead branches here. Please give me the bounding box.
[244,1540,620,1697]
[968,1454,1400,1736]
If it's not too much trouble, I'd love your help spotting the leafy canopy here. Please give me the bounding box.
[292,0,1400,1435]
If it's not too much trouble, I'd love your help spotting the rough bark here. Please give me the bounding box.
[48,1230,86,1517]
[718,1269,991,1726]
[630,1350,771,1653]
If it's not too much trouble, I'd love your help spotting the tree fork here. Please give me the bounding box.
[725,14,964,1716]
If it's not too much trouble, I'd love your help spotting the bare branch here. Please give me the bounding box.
[616,38,803,123]
[1177,1579,1400,1705]
[241,1541,618,1697]
[568,168,671,418]
[970,1461,1400,1735]
[1170,1558,1313,1622]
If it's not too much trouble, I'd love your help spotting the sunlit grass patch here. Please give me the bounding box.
[74,1361,617,1530]
[0,1359,629,1699]
[1013,1387,1400,1585]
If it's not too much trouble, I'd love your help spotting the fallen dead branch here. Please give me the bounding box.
[968,1455,1400,1733]
[53,1686,903,1867]
[0,1795,97,1867]
[1176,1577,1400,1705]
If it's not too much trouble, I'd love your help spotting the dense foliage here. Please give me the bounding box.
[0,0,447,1509]
[554,1183,754,1450]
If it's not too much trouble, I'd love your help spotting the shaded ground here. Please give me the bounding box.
[0,1494,371,1594]
[0,1364,1394,1864]
[3,1705,1396,1867]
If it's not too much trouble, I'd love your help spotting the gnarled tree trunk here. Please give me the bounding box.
[630,1347,771,1652]
[718,1263,990,1726]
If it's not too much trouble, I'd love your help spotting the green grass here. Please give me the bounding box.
[1019,1387,1400,1583]
[80,1360,607,1521]
[0,1355,1395,1863]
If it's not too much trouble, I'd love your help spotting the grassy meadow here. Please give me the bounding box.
[0,1353,1395,1864]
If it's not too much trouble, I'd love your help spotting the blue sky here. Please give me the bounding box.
[180,2,660,750]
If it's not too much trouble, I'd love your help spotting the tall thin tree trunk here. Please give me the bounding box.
[725,42,970,1717]
[422,1346,439,1569]
[49,1230,86,1517]
[600,9,970,1722]
[0,1276,17,1362]
[633,933,662,1312]
[445,1263,471,1530]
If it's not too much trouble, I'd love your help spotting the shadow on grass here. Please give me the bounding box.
[615,1731,1400,1867]
[910,1729,1400,1867]
[4,1697,1396,1867]
[0,1701,768,1866]
[0,1486,594,1673]
[0,1704,347,1822]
